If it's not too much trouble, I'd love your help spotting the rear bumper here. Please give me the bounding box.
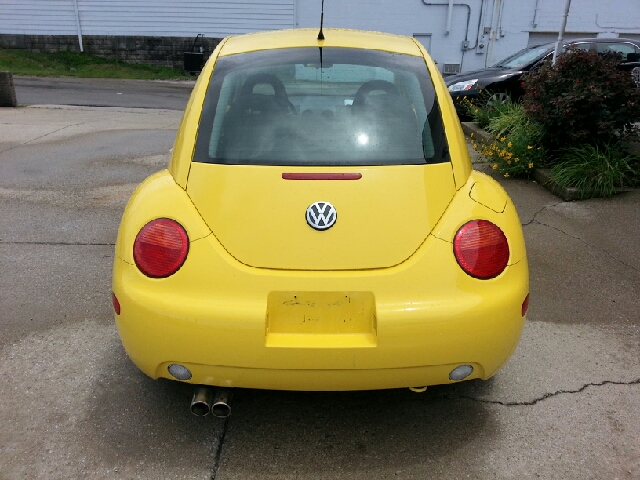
[113,237,528,391]
[154,363,488,391]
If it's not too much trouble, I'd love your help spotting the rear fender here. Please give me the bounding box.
[114,170,211,265]
[432,171,526,266]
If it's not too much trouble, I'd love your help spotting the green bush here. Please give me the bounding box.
[470,103,545,177]
[551,144,638,199]
[460,90,514,129]
[522,48,640,153]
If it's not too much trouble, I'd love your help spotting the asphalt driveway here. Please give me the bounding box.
[0,105,638,480]
[12,76,193,110]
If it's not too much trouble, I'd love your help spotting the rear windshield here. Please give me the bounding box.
[193,47,449,166]
[492,43,553,68]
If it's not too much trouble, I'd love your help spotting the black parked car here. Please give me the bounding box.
[445,38,640,117]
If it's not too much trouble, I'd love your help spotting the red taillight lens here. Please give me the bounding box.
[453,220,509,279]
[133,218,189,278]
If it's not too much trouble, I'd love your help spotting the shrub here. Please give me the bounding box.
[460,90,514,129]
[522,48,640,153]
[551,143,638,199]
[471,103,545,177]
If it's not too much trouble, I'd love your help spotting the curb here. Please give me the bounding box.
[22,104,181,114]
[461,122,493,145]
[531,169,580,201]
[461,121,580,201]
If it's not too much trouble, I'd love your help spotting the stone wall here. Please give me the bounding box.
[0,34,222,69]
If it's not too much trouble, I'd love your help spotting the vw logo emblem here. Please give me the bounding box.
[306,201,337,231]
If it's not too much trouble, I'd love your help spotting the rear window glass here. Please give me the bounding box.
[193,47,449,166]
[493,43,554,68]
[596,42,639,60]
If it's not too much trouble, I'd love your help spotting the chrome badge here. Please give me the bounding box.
[306,201,337,231]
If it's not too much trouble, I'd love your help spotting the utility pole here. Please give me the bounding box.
[552,0,572,65]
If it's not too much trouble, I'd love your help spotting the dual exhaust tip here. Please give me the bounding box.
[190,364,475,416]
[191,387,232,417]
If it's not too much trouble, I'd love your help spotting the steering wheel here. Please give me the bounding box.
[239,73,296,114]
[352,80,400,107]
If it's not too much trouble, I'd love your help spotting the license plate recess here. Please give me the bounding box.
[266,291,377,348]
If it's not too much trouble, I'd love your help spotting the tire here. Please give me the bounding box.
[632,67,640,87]
[486,90,511,108]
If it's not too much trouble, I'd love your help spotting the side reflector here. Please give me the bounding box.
[522,294,530,317]
[449,365,474,381]
[133,218,189,278]
[453,220,509,279]
[168,364,192,380]
[111,292,121,315]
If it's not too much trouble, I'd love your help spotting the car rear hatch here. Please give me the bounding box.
[185,162,456,270]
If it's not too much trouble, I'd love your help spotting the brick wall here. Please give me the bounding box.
[0,34,222,69]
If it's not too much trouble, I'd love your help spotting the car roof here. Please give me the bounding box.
[218,28,424,57]
[527,38,640,50]
[563,37,640,45]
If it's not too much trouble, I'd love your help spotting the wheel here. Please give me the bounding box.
[486,90,511,108]
[631,67,640,87]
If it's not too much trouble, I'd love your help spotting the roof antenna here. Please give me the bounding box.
[317,0,325,40]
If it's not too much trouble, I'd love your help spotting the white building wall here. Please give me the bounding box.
[485,0,640,66]
[297,0,485,73]
[0,0,295,37]
[1,0,78,35]
[297,0,640,73]
[1,0,639,73]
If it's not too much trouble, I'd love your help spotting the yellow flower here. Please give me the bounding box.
[515,157,520,162]
[529,162,534,169]
[500,137,506,142]
[507,142,513,148]
[504,173,510,178]
[507,160,511,165]
[493,163,498,170]
[527,145,533,150]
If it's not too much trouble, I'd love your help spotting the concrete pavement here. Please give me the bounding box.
[0,105,638,479]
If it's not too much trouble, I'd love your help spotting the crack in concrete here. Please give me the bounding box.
[522,202,639,273]
[535,220,639,273]
[229,379,640,415]
[210,417,229,480]
[442,378,640,407]
[521,201,564,227]
[0,240,114,246]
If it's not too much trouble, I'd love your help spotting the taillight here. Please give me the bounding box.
[453,220,509,279]
[133,218,189,278]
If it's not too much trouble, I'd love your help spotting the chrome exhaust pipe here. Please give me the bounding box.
[190,387,214,416]
[211,388,232,418]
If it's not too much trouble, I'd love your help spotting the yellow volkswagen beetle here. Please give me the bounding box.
[112,28,529,415]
